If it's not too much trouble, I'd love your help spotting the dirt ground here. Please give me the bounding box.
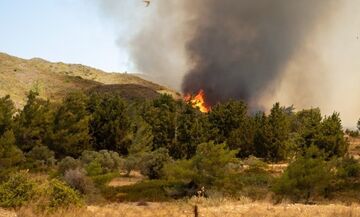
[108,171,144,187]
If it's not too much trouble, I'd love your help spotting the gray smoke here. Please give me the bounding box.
[94,0,360,127]
[182,0,337,106]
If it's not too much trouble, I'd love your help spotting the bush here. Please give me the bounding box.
[64,168,95,194]
[243,156,268,171]
[0,171,35,208]
[58,156,82,175]
[124,155,138,176]
[235,167,273,199]
[272,146,333,202]
[164,142,239,187]
[85,160,103,176]
[81,150,123,175]
[336,157,360,179]
[48,179,82,208]
[345,129,359,137]
[140,148,171,179]
[91,172,119,188]
[26,145,56,170]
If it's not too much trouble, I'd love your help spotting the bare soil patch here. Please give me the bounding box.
[108,171,144,187]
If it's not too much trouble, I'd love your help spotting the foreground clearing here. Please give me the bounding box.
[85,202,360,217]
[9,199,360,217]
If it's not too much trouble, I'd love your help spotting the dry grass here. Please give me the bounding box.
[0,208,16,217]
[348,136,360,159]
[5,198,360,217]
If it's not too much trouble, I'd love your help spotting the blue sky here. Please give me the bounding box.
[0,0,132,72]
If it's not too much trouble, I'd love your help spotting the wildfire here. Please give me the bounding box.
[184,89,210,113]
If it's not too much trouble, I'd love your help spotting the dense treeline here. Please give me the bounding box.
[0,91,349,167]
[0,90,359,209]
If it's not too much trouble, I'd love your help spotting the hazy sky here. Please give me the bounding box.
[0,0,134,72]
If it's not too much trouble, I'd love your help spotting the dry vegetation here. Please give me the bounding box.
[2,169,359,217]
[2,198,360,217]
[348,136,360,160]
[0,52,179,107]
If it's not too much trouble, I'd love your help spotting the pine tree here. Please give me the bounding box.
[294,108,322,150]
[315,112,348,157]
[254,103,292,162]
[267,103,291,161]
[0,95,15,135]
[89,94,131,155]
[125,118,153,176]
[208,100,247,143]
[0,130,24,168]
[129,117,153,155]
[141,95,177,151]
[254,112,273,159]
[273,146,332,202]
[170,103,209,159]
[227,116,256,158]
[14,91,53,152]
[50,92,91,158]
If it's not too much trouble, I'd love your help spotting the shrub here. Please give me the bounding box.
[124,155,138,176]
[163,142,246,197]
[64,168,95,194]
[0,171,35,208]
[164,142,239,187]
[243,155,268,171]
[58,156,82,175]
[48,179,82,208]
[140,148,171,179]
[235,167,273,199]
[345,129,359,137]
[26,145,56,170]
[81,150,123,175]
[97,150,123,172]
[272,146,333,202]
[336,157,360,179]
[85,160,103,176]
[91,172,119,188]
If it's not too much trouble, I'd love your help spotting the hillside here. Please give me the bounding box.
[0,52,180,106]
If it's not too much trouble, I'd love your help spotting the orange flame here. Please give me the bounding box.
[184,90,210,113]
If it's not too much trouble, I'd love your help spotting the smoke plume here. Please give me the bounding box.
[95,0,360,127]
[181,0,337,106]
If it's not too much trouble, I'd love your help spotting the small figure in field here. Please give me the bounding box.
[197,186,206,197]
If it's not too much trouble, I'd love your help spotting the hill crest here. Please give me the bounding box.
[0,52,180,106]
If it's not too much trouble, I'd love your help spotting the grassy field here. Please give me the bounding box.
[3,198,359,217]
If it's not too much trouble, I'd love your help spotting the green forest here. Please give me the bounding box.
[1,90,360,212]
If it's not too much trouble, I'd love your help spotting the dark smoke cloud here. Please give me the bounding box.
[182,0,337,106]
[94,0,359,127]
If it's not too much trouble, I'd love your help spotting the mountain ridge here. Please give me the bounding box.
[0,52,180,106]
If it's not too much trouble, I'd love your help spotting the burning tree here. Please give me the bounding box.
[184,90,210,113]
